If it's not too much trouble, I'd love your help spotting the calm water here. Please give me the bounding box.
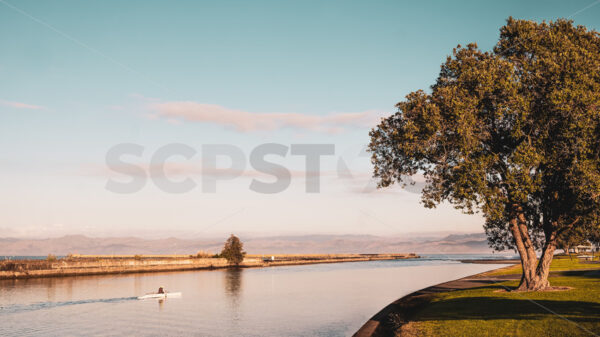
[0,256,510,336]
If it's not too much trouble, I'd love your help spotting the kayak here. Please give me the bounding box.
[138,292,182,300]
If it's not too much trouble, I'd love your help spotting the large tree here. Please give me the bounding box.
[221,234,246,266]
[369,18,600,291]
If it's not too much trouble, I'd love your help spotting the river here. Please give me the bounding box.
[0,255,512,336]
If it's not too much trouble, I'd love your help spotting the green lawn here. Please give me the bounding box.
[488,255,600,276]
[400,256,600,336]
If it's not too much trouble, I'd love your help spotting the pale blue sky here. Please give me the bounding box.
[1,0,599,238]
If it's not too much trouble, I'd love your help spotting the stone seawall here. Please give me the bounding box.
[0,254,418,279]
[0,257,245,279]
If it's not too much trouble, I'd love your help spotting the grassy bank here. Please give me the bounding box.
[396,256,600,336]
[487,255,600,276]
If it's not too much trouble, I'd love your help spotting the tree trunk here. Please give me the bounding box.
[569,250,573,261]
[509,208,556,291]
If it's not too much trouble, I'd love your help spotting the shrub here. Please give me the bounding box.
[194,250,212,258]
[0,261,18,271]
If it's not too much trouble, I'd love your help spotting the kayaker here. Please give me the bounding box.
[158,286,164,294]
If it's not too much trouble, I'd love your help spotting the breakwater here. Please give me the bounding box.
[0,253,418,279]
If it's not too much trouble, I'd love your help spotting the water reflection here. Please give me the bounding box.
[223,267,244,329]
[224,268,243,298]
[45,278,57,302]
[64,277,73,300]
[134,274,143,296]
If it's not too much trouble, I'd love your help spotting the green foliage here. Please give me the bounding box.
[556,227,588,253]
[369,18,600,280]
[47,254,57,262]
[220,234,246,266]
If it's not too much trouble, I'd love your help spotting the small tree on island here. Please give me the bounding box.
[369,18,600,291]
[220,234,246,266]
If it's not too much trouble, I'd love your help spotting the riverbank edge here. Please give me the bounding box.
[0,254,418,280]
[352,261,520,337]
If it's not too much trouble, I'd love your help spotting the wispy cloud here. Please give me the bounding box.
[149,101,383,133]
[0,99,43,110]
[86,161,334,179]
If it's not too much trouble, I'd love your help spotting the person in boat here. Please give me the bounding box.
[158,286,164,294]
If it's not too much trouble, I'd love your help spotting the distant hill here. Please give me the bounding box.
[0,233,495,256]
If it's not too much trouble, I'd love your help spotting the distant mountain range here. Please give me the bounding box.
[0,233,496,255]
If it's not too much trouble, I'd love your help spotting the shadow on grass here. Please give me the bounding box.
[556,269,600,278]
[360,273,600,336]
[415,296,600,323]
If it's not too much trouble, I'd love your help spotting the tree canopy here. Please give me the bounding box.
[221,234,246,266]
[369,18,600,291]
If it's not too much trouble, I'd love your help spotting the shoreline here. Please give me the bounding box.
[0,253,418,280]
[353,261,519,337]
[459,258,520,264]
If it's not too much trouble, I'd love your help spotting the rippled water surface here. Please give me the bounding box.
[0,256,510,336]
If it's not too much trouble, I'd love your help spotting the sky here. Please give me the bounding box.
[1,0,599,238]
